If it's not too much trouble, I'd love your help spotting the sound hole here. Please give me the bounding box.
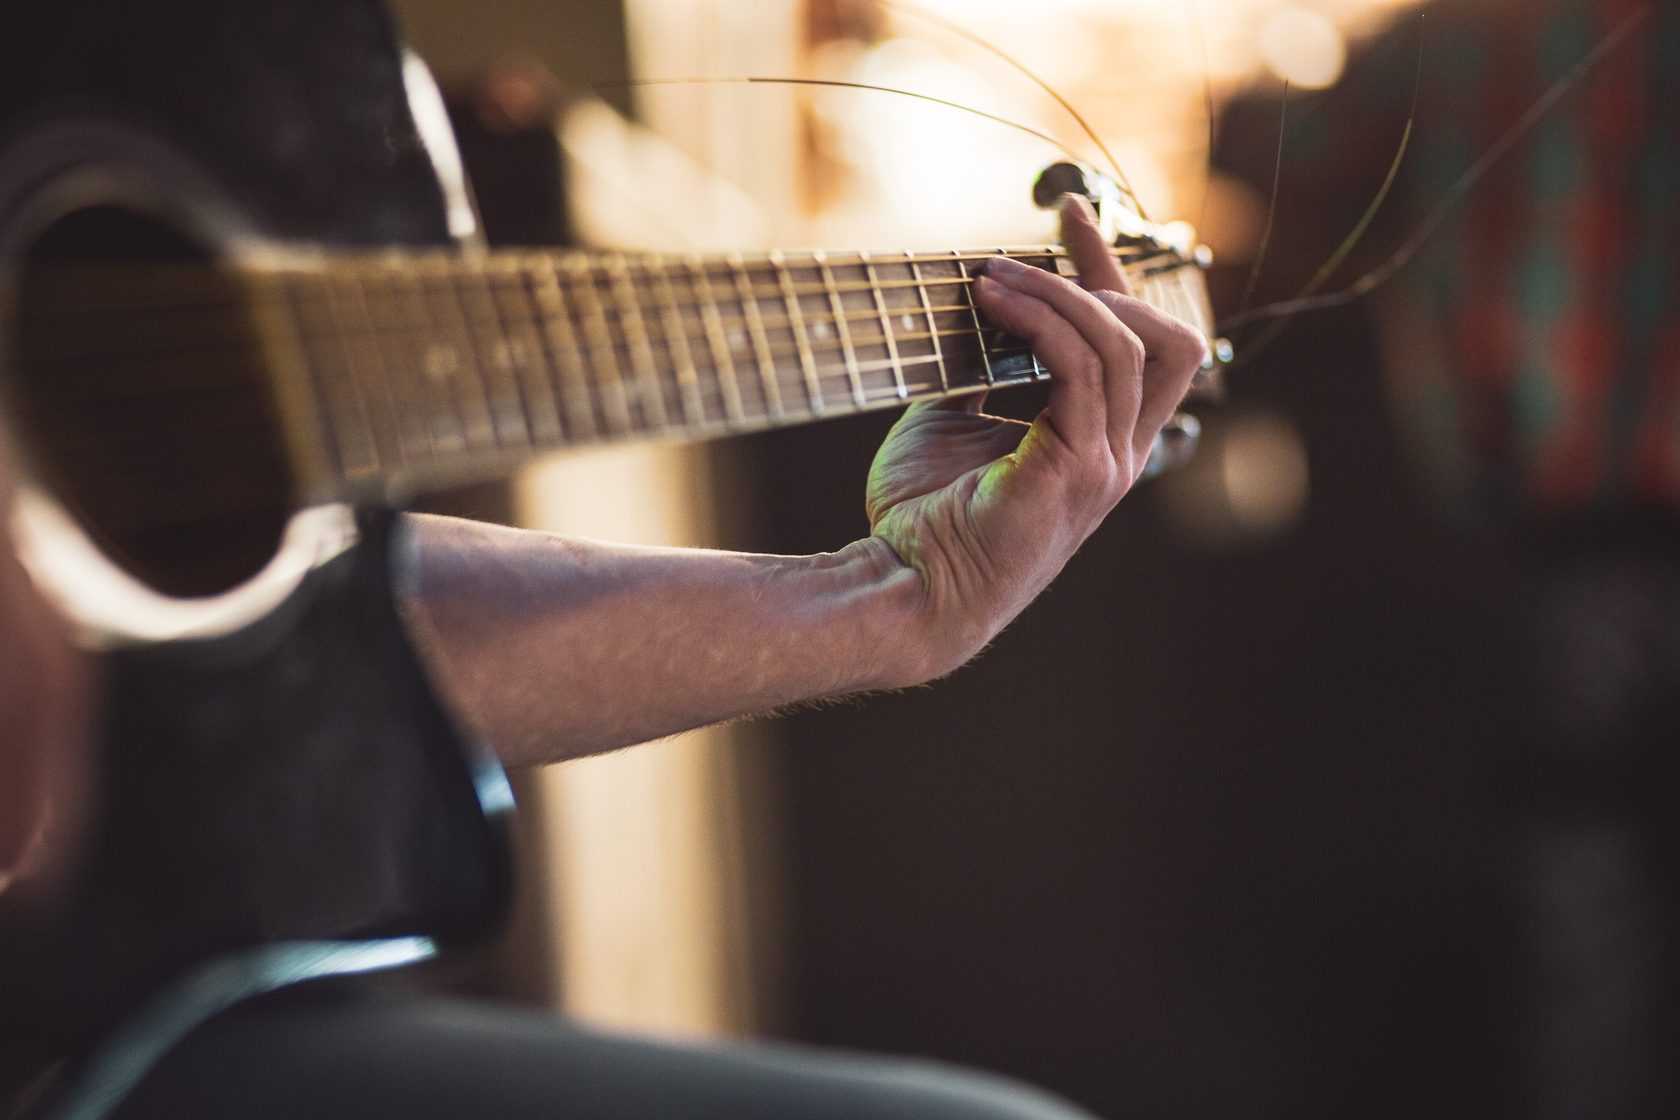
[8,207,294,598]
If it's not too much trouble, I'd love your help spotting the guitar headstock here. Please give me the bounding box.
[1033,162,1228,475]
[1034,161,1230,393]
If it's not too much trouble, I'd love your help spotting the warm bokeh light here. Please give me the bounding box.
[790,0,1425,252]
[403,0,1427,1040]
[1222,410,1313,533]
[1260,7,1348,89]
[1156,409,1312,546]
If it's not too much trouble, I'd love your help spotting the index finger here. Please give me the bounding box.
[1059,194,1132,297]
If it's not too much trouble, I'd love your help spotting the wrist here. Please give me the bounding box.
[835,535,982,689]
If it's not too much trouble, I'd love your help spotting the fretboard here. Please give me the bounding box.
[260,243,1216,501]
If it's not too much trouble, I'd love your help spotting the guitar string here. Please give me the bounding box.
[21,244,1178,307]
[29,8,1645,497]
[30,254,1204,478]
[32,284,1197,365]
[875,0,1142,215]
[30,265,1194,325]
[35,282,1200,367]
[293,343,1035,475]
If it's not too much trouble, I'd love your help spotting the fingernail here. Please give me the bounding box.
[983,256,1025,277]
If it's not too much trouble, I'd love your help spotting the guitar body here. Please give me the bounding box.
[0,0,510,1097]
[0,3,1223,1106]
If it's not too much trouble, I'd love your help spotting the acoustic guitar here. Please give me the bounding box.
[0,2,1223,1115]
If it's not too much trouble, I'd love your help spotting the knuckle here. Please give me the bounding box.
[1164,321,1207,367]
[1059,349,1103,386]
[1114,330,1147,371]
[1066,445,1125,505]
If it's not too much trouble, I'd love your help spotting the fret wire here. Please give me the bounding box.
[330,266,399,463]
[462,260,536,448]
[285,277,358,479]
[687,257,748,424]
[527,257,601,442]
[425,260,502,451]
[289,314,1022,358]
[724,275,998,301]
[320,278,386,476]
[815,250,865,407]
[269,248,1208,479]
[608,254,672,432]
[353,268,436,464]
[91,247,1168,313]
[1154,274,1178,333]
[337,269,412,467]
[771,249,823,413]
[907,253,950,393]
[729,253,784,418]
[395,267,473,458]
[566,273,1007,304]
[1007,252,1050,385]
[831,350,950,380]
[416,262,487,450]
[484,259,564,445]
[318,258,1198,360]
[658,300,989,327]
[861,251,907,400]
[611,246,1167,270]
[1020,253,1051,384]
[538,251,1165,302]
[1176,270,1200,335]
[646,253,707,427]
[419,297,990,338]
[182,312,1020,405]
[1180,268,1211,340]
[289,320,1023,379]
[955,253,996,386]
[1155,273,1181,336]
[1181,269,1217,367]
[569,258,636,435]
[321,273,392,476]
[570,268,1186,305]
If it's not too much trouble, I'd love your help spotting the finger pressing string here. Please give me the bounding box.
[977,262,1145,460]
[1058,195,1130,296]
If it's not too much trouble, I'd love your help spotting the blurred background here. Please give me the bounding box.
[388,1,1677,1117]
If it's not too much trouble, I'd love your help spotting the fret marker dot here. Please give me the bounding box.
[727,329,747,352]
[813,321,832,340]
[900,313,916,332]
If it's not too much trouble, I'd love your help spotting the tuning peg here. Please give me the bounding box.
[1032,162,1149,246]
[1032,161,1102,209]
[1142,412,1202,478]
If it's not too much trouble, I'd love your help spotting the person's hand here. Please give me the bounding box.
[865,194,1207,676]
[407,198,1207,761]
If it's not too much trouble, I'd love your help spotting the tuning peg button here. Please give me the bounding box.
[1032,161,1099,209]
[1143,412,1202,478]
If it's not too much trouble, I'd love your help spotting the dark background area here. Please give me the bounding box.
[423,1,1529,1114]
[723,296,1513,1118]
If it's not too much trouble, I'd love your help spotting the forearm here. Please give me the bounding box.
[400,201,1198,767]
[402,513,935,767]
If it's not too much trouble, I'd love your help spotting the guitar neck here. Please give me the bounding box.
[257,242,1215,502]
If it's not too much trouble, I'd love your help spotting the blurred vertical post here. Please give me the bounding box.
[389,0,806,1038]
